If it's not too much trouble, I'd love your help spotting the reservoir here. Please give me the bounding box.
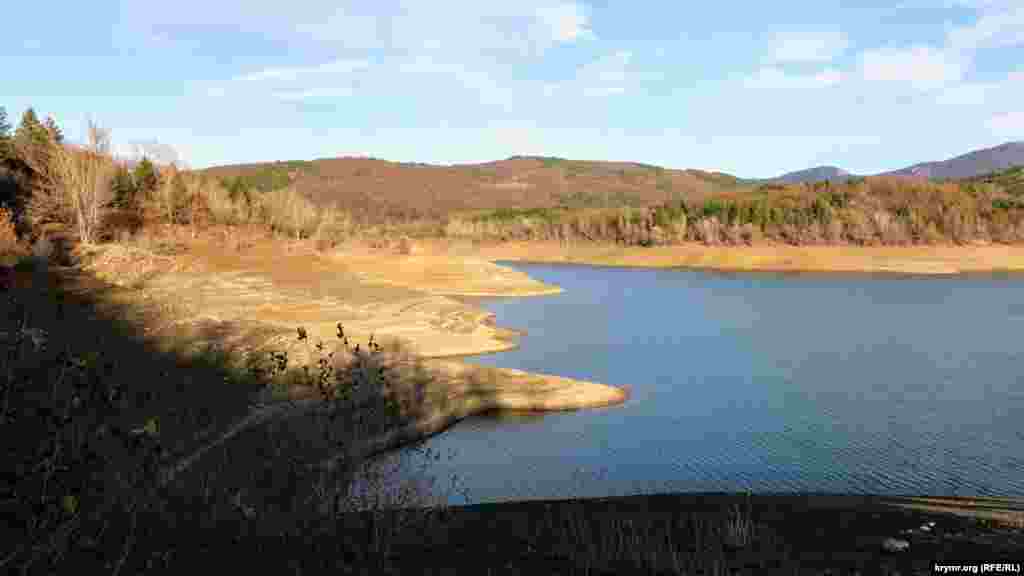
[410,263,1024,505]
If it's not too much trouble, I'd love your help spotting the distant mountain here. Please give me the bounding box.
[770,141,1024,184]
[773,166,853,184]
[881,141,1024,180]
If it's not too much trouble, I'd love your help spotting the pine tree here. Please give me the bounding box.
[111,165,138,208]
[133,157,159,200]
[44,116,64,144]
[15,107,48,148]
[0,106,10,159]
[0,107,10,140]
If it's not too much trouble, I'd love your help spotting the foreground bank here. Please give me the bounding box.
[99,492,1024,574]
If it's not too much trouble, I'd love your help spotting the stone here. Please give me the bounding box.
[882,537,910,553]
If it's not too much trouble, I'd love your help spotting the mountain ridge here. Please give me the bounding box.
[770,141,1024,183]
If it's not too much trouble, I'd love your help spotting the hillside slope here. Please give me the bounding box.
[773,166,852,184]
[766,141,1024,183]
[883,141,1024,180]
[200,156,750,223]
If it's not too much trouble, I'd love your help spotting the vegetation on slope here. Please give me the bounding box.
[445,169,1024,246]
[195,148,1024,248]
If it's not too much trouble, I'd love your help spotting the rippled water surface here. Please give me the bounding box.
[407,263,1024,505]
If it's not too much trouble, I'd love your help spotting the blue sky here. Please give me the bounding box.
[3,1,1022,177]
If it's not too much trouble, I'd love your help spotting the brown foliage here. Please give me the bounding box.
[0,206,22,256]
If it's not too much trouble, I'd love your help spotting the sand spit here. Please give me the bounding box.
[318,358,628,469]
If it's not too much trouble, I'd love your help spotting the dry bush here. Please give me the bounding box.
[694,217,722,245]
[312,204,354,252]
[196,176,249,226]
[100,208,144,243]
[0,206,22,256]
[820,217,841,243]
[256,186,320,239]
[152,164,190,226]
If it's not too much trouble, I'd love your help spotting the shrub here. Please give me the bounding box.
[0,206,20,256]
[700,199,725,219]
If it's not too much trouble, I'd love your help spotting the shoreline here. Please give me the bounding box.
[62,235,628,484]
[459,240,1024,276]
[90,234,1024,495]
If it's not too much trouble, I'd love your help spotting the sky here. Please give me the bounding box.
[2,1,1022,178]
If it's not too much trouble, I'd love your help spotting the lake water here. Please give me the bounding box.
[403,263,1024,505]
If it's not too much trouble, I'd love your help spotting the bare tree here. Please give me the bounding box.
[55,120,114,245]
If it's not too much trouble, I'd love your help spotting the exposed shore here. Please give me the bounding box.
[65,233,1024,494]
[459,239,1024,275]
[68,232,628,483]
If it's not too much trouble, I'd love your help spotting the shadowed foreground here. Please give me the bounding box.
[114,493,1024,575]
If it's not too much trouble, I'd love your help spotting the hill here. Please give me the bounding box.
[882,141,1024,180]
[199,142,1024,215]
[199,156,750,225]
[772,166,852,184]
[770,141,1024,183]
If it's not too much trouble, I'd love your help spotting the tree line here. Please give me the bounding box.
[0,105,162,245]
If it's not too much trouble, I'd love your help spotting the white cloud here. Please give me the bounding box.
[272,87,355,102]
[551,50,633,98]
[125,1,594,60]
[233,59,370,83]
[208,58,370,102]
[858,45,964,90]
[986,110,1024,136]
[536,2,595,43]
[936,81,995,105]
[743,67,844,90]
[129,140,181,165]
[770,31,849,62]
[947,3,1024,52]
[487,124,544,154]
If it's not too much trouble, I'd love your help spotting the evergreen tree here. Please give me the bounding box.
[44,116,64,144]
[0,106,10,159]
[168,170,189,224]
[111,165,138,209]
[15,107,48,148]
[133,157,159,200]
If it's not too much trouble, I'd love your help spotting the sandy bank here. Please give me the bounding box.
[323,242,563,296]
[459,240,1024,275]
[70,233,626,482]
